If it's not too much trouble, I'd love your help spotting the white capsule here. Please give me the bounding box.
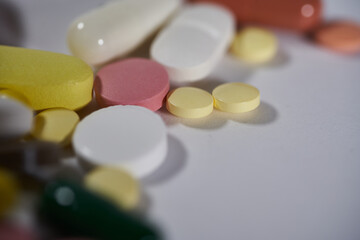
[67,0,181,66]
[151,3,235,83]
[0,95,33,140]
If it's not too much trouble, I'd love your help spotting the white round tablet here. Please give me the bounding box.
[0,95,33,140]
[72,105,167,178]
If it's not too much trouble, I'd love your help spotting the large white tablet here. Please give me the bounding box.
[72,106,168,178]
[151,3,235,83]
[67,0,180,66]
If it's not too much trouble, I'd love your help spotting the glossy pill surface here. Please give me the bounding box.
[0,46,93,111]
[314,21,360,54]
[31,108,79,145]
[73,106,167,178]
[68,0,180,66]
[190,0,322,32]
[231,27,278,63]
[94,58,169,111]
[85,167,140,210]
[40,180,160,240]
[166,87,214,118]
[151,3,235,83]
[212,82,260,113]
[0,94,33,140]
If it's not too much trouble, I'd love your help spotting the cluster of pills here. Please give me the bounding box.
[1,0,360,239]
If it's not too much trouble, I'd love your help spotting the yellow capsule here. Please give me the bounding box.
[85,167,140,210]
[231,27,277,63]
[0,46,93,110]
[166,87,213,118]
[31,108,79,145]
[0,89,29,106]
[212,82,260,113]
[0,168,18,218]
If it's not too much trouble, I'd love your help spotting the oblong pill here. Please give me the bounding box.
[85,167,140,210]
[231,27,278,63]
[73,106,167,178]
[40,180,160,240]
[0,46,93,111]
[0,94,33,140]
[314,21,360,54]
[0,168,18,217]
[67,0,180,66]
[151,3,235,83]
[31,108,79,145]
[190,0,322,32]
[212,82,260,113]
[94,58,169,111]
[166,87,214,118]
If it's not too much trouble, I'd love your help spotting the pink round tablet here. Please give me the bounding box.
[0,223,36,240]
[94,58,170,111]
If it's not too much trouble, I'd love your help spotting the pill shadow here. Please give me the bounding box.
[255,49,290,69]
[0,0,25,46]
[142,135,188,186]
[211,54,254,83]
[221,101,278,125]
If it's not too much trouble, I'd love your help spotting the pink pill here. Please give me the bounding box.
[0,223,36,240]
[94,58,170,111]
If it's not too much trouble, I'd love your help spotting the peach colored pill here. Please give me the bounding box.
[314,21,360,54]
[94,58,169,111]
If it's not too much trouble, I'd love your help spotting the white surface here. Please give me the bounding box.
[72,105,168,178]
[67,0,180,66]
[151,3,235,83]
[0,95,33,140]
[2,0,360,239]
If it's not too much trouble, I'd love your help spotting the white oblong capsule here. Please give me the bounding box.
[67,0,181,66]
[151,3,235,83]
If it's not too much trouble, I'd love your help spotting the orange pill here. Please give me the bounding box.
[189,0,322,32]
[314,21,360,54]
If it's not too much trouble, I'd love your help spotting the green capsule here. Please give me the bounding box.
[39,180,161,240]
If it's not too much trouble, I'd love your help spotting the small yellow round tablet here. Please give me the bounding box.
[212,82,260,113]
[31,108,79,145]
[166,87,213,118]
[0,168,18,218]
[231,27,277,63]
[85,167,140,210]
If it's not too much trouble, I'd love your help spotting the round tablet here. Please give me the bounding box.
[231,27,278,63]
[212,82,260,113]
[85,167,140,210]
[31,108,79,145]
[72,105,167,178]
[94,58,169,111]
[314,21,360,54]
[166,87,214,118]
[0,94,33,140]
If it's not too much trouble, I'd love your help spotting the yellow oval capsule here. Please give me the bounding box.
[0,46,93,110]
[31,108,80,145]
[85,167,140,210]
[231,27,277,63]
[166,87,214,118]
[0,168,18,218]
[212,82,260,113]
[0,89,29,105]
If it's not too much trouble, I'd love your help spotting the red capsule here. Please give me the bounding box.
[189,0,322,32]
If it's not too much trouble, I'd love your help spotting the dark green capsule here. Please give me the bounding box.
[39,180,161,240]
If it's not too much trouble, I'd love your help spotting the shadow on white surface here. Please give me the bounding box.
[0,0,25,46]
[142,135,188,186]
[159,101,278,130]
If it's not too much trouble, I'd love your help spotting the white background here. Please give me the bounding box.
[2,0,360,239]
